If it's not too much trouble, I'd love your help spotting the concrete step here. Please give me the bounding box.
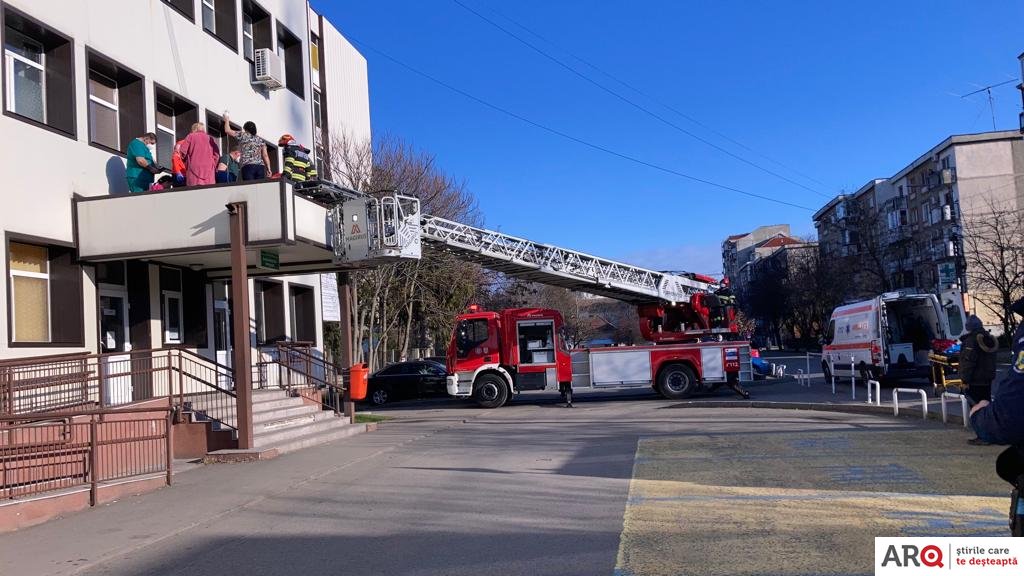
[214,403,322,428]
[256,419,368,455]
[252,413,355,448]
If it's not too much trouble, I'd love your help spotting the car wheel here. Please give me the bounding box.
[473,374,509,409]
[370,386,390,406]
[657,363,697,399]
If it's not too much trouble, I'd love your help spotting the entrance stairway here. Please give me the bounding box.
[196,389,365,457]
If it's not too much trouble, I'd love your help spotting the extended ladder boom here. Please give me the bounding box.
[420,215,716,304]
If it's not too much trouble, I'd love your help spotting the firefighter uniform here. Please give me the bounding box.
[279,134,318,183]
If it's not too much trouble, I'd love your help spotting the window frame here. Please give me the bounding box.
[4,29,46,124]
[161,0,196,21]
[9,242,51,343]
[85,48,146,156]
[1,6,77,139]
[162,289,183,345]
[242,13,254,61]
[202,0,216,34]
[87,68,120,152]
[155,100,176,168]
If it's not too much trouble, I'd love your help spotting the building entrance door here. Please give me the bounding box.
[214,297,233,389]
[99,288,132,405]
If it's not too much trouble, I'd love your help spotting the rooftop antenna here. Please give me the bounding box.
[961,78,1018,131]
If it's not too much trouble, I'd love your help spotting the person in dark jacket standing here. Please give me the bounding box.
[970,297,1024,535]
[962,315,999,445]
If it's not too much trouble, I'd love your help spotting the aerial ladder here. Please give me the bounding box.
[296,181,736,343]
[417,215,738,343]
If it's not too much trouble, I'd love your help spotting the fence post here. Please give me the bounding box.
[830,358,836,395]
[89,416,99,506]
[97,354,107,409]
[166,409,174,486]
[176,350,184,418]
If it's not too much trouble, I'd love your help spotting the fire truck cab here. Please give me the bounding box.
[446,307,572,408]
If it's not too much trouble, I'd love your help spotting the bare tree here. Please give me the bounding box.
[322,133,482,370]
[962,195,1024,338]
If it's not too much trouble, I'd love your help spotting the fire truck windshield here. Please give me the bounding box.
[456,319,489,358]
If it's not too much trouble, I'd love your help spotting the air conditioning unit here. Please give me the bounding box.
[940,168,956,185]
[253,48,284,90]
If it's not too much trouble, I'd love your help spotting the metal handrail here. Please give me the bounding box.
[2,407,173,504]
[273,343,347,416]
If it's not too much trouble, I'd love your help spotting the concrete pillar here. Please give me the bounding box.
[228,203,254,449]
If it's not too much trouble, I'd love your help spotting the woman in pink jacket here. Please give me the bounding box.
[179,123,221,186]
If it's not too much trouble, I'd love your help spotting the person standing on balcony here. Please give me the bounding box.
[216,148,241,183]
[223,113,271,181]
[125,132,160,193]
[179,123,220,186]
[279,134,317,184]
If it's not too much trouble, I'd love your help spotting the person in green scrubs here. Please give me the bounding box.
[125,132,160,193]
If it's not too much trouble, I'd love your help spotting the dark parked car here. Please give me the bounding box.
[366,360,448,405]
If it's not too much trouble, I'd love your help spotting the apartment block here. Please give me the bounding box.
[813,130,1024,331]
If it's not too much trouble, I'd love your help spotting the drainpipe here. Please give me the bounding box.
[227,202,254,449]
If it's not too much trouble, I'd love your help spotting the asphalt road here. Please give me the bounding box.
[0,394,1010,576]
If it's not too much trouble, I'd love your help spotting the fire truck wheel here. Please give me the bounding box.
[474,374,509,409]
[657,364,697,399]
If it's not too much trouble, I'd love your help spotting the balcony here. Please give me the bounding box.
[74,181,338,277]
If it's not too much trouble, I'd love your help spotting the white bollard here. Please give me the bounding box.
[941,392,970,428]
[867,380,881,406]
[850,356,856,400]
[893,388,929,420]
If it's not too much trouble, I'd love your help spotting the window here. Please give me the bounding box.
[205,110,238,157]
[455,319,489,358]
[288,284,316,343]
[154,86,197,167]
[162,0,195,20]
[242,14,254,60]
[202,0,216,33]
[242,1,272,61]
[3,7,75,136]
[155,102,175,168]
[312,88,322,131]
[202,0,237,51]
[160,268,183,344]
[7,240,82,345]
[310,32,320,73]
[253,280,284,344]
[276,22,303,98]
[517,321,555,365]
[163,291,183,344]
[87,52,144,154]
[5,30,44,123]
[88,70,119,150]
[264,140,279,173]
[9,242,48,342]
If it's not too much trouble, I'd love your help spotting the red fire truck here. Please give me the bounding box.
[418,215,753,408]
[445,306,751,408]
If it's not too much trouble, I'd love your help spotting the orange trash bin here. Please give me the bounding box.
[349,363,369,401]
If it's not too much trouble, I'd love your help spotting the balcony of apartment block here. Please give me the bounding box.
[74,180,346,277]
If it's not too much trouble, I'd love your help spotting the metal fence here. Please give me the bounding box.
[1,407,172,503]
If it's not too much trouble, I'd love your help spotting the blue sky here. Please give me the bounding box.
[317,0,1024,276]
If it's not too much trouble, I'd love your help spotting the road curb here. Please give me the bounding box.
[666,399,968,426]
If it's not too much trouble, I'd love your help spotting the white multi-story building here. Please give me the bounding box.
[0,0,370,365]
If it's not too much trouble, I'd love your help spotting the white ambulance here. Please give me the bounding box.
[821,289,966,382]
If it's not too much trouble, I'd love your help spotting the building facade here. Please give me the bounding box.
[0,0,370,363]
[814,130,1024,333]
